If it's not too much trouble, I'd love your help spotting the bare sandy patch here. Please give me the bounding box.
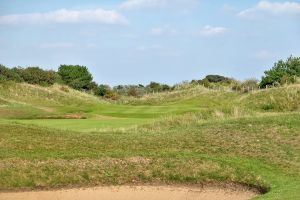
[0,185,258,200]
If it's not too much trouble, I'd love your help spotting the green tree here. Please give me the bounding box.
[147,82,162,92]
[205,75,229,83]
[94,84,111,97]
[260,56,300,88]
[0,65,23,82]
[58,65,93,90]
[18,67,57,86]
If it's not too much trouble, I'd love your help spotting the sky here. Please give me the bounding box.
[0,0,299,86]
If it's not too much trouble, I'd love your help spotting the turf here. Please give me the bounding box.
[0,82,300,200]
[10,118,150,132]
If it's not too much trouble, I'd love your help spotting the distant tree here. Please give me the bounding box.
[148,81,161,92]
[94,84,111,97]
[197,78,210,87]
[205,75,229,83]
[161,84,170,91]
[14,67,57,86]
[260,56,300,88]
[58,65,93,90]
[0,65,23,82]
[88,81,98,91]
[115,85,124,90]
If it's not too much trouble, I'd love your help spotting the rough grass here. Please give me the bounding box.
[1,82,300,200]
[0,113,299,199]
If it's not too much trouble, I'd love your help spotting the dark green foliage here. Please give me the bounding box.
[148,81,161,91]
[58,65,93,90]
[16,67,57,86]
[147,82,172,92]
[192,75,234,89]
[94,84,111,97]
[260,56,300,88]
[197,78,210,87]
[0,65,57,86]
[161,84,171,91]
[0,64,23,82]
[205,75,229,83]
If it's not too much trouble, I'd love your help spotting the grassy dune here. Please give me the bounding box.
[0,82,300,199]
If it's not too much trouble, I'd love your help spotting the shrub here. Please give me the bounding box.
[146,82,172,92]
[58,65,93,90]
[205,75,229,83]
[94,84,111,97]
[260,56,300,88]
[16,67,58,86]
[148,82,161,92]
[0,65,23,82]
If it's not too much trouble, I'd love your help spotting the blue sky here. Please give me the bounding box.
[0,0,299,85]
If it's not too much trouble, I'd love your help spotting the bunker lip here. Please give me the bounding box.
[0,182,265,193]
[0,183,261,200]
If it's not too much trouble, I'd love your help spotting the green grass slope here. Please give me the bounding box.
[0,82,300,199]
[0,113,299,199]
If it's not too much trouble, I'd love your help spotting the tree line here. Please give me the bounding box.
[0,64,175,98]
[0,56,299,98]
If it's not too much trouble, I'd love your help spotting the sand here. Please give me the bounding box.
[0,185,258,200]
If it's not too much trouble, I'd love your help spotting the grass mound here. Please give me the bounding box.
[0,82,300,199]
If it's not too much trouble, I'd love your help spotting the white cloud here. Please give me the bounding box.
[119,0,167,10]
[238,1,300,19]
[150,26,178,36]
[0,8,128,25]
[198,25,227,36]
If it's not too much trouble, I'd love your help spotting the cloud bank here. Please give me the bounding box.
[239,1,300,18]
[0,8,128,25]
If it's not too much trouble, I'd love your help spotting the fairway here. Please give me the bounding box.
[11,118,150,132]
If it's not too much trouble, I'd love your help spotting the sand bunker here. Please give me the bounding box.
[0,185,258,200]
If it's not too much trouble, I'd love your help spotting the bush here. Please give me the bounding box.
[16,67,57,86]
[205,75,229,83]
[146,82,172,92]
[260,56,300,88]
[94,84,111,97]
[0,65,58,86]
[0,65,23,82]
[148,82,161,92]
[58,65,93,90]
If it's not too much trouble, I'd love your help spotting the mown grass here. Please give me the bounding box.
[0,113,299,199]
[9,118,150,132]
[0,82,300,199]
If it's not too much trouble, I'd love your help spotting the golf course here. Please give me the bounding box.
[0,1,299,198]
[0,80,299,199]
